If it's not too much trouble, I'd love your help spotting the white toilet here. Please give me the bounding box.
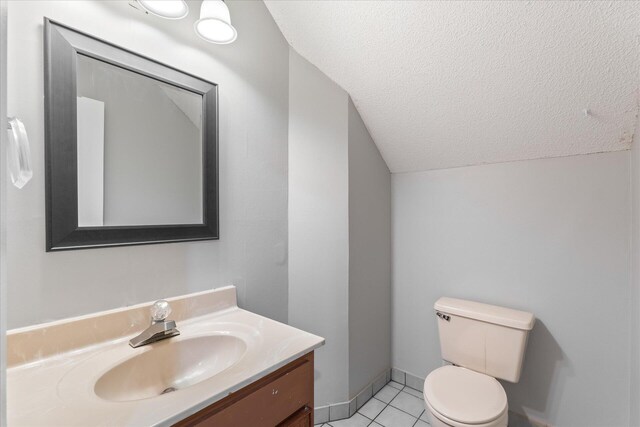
[423,297,535,427]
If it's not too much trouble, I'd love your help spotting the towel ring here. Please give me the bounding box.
[7,117,33,189]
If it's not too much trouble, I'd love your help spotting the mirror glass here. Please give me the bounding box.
[75,54,203,227]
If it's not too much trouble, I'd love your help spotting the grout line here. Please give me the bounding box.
[367,385,422,427]
[410,409,426,427]
[359,386,393,426]
[370,393,390,426]
[331,380,426,427]
[385,387,425,420]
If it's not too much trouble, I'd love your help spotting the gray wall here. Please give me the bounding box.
[6,0,289,328]
[631,114,640,426]
[288,50,392,406]
[392,151,631,426]
[347,98,391,397]
[288,48,350,406]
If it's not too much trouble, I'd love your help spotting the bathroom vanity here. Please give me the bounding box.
[175,353,314,427]
[6,286,324,426]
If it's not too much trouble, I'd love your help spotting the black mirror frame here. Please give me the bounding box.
[44,18,219,251]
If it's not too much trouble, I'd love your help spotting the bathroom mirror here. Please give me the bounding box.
[44,19,218,251]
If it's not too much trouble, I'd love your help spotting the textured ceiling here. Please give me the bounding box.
[265,1,640,173]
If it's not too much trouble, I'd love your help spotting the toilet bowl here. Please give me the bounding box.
[425,298,535,427]
[423,366,508,427]
[424,297,535,427]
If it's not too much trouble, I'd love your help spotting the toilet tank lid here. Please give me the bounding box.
[434,297,535,330]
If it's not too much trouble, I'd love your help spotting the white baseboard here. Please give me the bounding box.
[314,368,391,424]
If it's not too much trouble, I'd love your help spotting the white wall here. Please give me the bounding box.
[631,114,640,426]
[348,98,391,397]
[392,151,631,426]
[6,0,289,328]
[0,1,8,424]
[288,48,350,406]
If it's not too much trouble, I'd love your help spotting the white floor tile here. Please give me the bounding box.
[388,381,403,390]
[371,424,384,427]
[358,397,387,420]
[375,406,417,427]
[389,391,425,418]
[415,420,430,427]
[420,410,430,421]
[402,386,423,399]
[328,412,371,427]
[374,385,401,403]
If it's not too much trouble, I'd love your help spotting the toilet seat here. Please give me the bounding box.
[424,398,508,427]
[424,366,507,426]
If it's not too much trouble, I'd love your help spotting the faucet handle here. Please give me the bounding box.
[150,300,172,322]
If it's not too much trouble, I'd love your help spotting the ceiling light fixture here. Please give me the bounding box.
[136,0,189,20]
[194,0,237,44]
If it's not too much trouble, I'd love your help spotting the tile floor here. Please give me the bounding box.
[315,381,431,427]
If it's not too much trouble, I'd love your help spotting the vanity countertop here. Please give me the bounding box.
[6,286,325,426]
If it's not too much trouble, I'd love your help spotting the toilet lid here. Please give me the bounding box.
[424,366,507,425]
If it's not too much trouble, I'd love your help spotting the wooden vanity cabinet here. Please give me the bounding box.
[174,352,314,427]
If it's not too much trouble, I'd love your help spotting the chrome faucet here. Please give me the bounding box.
[129,300,180,348]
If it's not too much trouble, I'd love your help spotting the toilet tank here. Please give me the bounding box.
[434,297,535,383]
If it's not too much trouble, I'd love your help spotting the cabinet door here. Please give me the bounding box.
[279,406,312,427]
[174,353,314,427]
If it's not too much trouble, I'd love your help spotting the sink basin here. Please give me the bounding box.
[94,335,246,402]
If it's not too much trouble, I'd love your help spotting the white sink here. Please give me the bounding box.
[94,335,247,402]
[10,287,324,427]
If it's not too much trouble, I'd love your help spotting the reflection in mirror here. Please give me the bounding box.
[76,54,203,227]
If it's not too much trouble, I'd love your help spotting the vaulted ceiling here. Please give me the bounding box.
[265,1,640,173]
